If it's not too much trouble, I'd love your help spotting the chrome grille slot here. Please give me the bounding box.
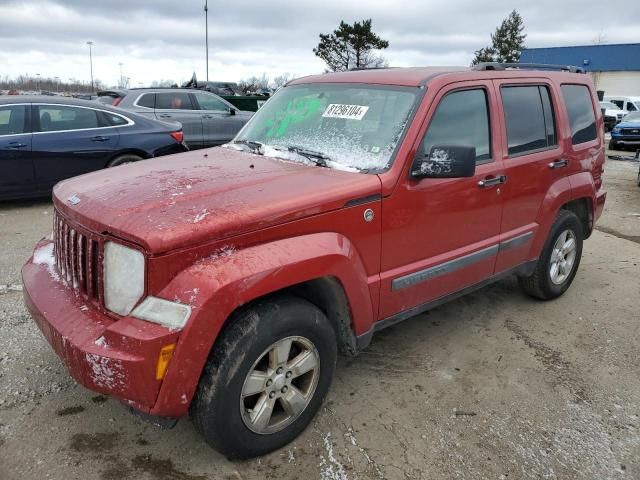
[53,210,101,304]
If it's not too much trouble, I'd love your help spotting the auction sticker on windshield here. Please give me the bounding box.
[322,104,369,120]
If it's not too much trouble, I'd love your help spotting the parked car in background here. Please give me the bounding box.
[98,88,253,148]
[610,111,640,151]
[0,96,187,200]
[604,95,640,114]
[599,101,625,131]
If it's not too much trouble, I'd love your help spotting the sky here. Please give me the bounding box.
[1,0,639,88]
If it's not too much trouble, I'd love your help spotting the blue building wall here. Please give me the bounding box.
[520,44,640,72]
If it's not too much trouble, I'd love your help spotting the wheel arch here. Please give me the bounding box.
[105,149,150,167]
[148,232,374,418]
[561,197,593,239]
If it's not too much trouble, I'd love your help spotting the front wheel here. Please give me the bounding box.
[519,210,583,300]
[190,296,337,459]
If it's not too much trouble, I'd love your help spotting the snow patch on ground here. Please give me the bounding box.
[319,432,349,480]
[0,283,23,295]
[32,243,60,282]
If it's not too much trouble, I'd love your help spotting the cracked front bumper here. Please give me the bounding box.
[22,239,180,410]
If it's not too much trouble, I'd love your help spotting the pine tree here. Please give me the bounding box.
[313,19,389,72]
[471,10,526,65]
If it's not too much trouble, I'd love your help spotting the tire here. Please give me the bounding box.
[608,139,618,151]
[518,210,584,300]
[637,165,640,187]
[107,153,143,167]
[190,295,337,459]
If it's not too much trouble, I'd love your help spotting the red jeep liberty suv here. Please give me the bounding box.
[22,64,606,459]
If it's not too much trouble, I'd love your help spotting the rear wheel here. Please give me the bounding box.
[190,296,337,459]
[608,139,619,151]
[107,153,143,167]
[518,210,583,300]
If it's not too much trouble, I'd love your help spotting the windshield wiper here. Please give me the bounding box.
[286,145,330,168]
[232,139,263,154]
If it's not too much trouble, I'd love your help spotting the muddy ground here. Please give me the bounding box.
[1,152,639,480]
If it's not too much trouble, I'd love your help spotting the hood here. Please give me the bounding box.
[53,147,381,253]
[616,119,640,128]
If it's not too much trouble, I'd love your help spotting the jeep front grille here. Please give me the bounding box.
[53,210,102,303]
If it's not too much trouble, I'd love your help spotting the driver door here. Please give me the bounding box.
[379,82,506,319]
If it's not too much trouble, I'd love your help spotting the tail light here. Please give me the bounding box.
[112,97,122,107]
[170,130,184,143]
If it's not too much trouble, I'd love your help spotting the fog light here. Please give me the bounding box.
[131,296,191,330]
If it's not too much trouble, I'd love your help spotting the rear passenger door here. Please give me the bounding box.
[0,104,34,198]
[492,80,565,273]
[154,92,203,148]
[192,92,242,146]
[31,104,120,190]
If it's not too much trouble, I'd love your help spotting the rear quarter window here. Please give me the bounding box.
[136,93,156,109]
[561,85,597,145]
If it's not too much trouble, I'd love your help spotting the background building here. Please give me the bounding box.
[520,43,640,96]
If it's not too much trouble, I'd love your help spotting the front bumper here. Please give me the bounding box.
[22,239,180,411]
[611,134,640,146]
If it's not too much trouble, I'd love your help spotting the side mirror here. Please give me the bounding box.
[411,145,476,179]
[228,107,236,116]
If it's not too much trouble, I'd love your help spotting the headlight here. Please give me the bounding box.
[612,127,621,134]
[103,241,145,315]
[131,297,191,330]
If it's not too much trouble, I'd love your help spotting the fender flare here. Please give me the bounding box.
[149,232,374,417]
[527,176,573,259]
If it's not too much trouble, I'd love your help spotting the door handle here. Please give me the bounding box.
[548,159,569,169]
[90,136,110,142]
[7,142,27,149]
[478,175,507,188]
[201,114,212,119]
[158,114,172,119]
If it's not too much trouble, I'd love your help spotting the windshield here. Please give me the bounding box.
[232,84,419,172]
[600,102,618,110]
[624,112,640,122]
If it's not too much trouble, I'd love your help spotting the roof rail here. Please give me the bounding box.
[473,62,585,74]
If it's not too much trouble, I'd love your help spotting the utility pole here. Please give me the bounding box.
[35,73,40,92]
[118,62,124,88]
[54,76,60,93]
[204,0,209,82]
[86,41,94,92]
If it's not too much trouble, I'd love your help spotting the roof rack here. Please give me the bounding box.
[473,62,585,74]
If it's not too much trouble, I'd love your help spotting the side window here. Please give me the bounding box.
[627,102,637,112]
[156,93,194,110]
[501,85,556,156]
[421,89,491,162]
[37,106,99,132]
[136,93,155,109]
[102,111,130,126]
[194,93,229,112]
[0,105,27,136]
[611,100,624,109]
[561,85,597,145]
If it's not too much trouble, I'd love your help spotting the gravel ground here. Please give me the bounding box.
[0,153,638,480]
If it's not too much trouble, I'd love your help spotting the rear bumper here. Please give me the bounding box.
[22,239,180,411]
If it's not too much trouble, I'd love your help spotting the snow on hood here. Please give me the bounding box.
[52,147,381,253]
